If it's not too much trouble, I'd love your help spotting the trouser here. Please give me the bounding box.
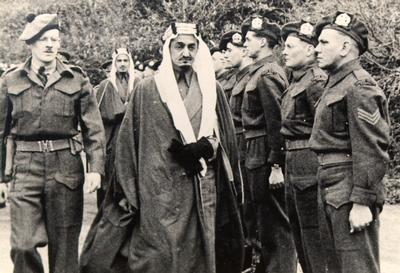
[317,161,380,273]
[8,149,84,273]
[236,132,254,243]
[285,147,325,273]
[244,135,296,273]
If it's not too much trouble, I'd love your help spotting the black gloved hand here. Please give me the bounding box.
[168,137,214,175]
[184,137,214,160]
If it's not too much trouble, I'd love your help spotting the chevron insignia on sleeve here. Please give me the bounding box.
[357,108,380,125]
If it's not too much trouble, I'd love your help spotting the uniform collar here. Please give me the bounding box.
[326,59,361,88]
[249,54,276,75]
[20,57,74,78]
[290,61,315,82]
[235,63,252,82]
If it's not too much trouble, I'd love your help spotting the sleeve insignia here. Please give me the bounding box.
[357,108,380,125]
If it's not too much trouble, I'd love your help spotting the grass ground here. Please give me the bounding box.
[1,193,399,273]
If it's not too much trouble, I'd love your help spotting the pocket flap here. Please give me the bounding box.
[7,82,31,95]
[325,90,346,106]
[54,80,81,95]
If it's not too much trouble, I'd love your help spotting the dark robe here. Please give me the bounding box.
[94,77,139,206]
[80,76,244,273]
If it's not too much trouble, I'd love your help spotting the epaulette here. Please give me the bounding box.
[353,69,376,87]
[69,65,87,77]
[2,66,18,76]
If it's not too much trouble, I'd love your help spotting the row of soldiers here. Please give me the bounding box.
[0,9,390,273]
[209,13,390,273]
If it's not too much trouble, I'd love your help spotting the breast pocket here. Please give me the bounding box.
[243,83,262,114]
[325,93,348,132]
[7,83,33,118]
[292,89,311,121]
[52,83,81,117]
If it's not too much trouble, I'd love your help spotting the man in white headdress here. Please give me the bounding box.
[80,22,245,273]
[94,48,137,207]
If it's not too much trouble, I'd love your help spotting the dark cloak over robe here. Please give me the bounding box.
[80,76,244,273]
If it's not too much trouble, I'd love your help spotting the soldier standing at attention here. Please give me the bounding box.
[240,15,297,273]
[281,21,327,273]
[310,12,390,273]
[94,47,137,208]
[0,14,105,273]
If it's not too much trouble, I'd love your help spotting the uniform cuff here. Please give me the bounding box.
[88,161,105,177]
[349,186,377,206]
[268,150,285,165]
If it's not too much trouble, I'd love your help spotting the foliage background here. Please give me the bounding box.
[0,0,399,202]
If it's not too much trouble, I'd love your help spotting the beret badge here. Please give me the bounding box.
[251,17,263,30]
[299,23,314,37]
[335,13,351,27]
[232,33,242,44]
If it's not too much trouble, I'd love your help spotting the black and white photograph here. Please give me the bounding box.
[0,0,399,272]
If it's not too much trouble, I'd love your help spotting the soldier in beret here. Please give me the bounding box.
[310,11,390,273]
[281,21,327,273]
[210,47,229,82]
[0,13,105,273]
[240,15,297,273]
[216,32,243,100]
[100,59,112,78]
[219,29,255,255]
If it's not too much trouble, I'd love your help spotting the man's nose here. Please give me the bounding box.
[182,47,190,57]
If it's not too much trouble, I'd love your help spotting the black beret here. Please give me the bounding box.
[20,14,60,42]
[210,46,221,55]
[100,60,112,70]
[241,15,281,44]
[281,21,318,46]
[144,59,161,70]
[219,31,244,51]
[315,11,369,54]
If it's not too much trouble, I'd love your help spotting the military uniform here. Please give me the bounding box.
[0,58,105,273]
[281,62,326,273]
[310,12,390,273]
[217,68,237,100]
[242,55,296,273]
[309,59,389,273]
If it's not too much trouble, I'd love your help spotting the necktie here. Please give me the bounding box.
[38,66,48,85]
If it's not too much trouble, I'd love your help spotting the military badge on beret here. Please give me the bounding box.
[335,13,351,27]
[251,17,263,30]
[299,22,314,37]
[232,33,242,44]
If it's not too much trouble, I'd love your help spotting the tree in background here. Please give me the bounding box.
[1,0,399,201]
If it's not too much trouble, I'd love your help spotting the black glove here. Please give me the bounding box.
[168,137,214,175]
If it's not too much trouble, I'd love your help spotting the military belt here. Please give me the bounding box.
[285,139,310,150]
[16,139,71,153]
[243,128,267,139]
[317,152,352,165]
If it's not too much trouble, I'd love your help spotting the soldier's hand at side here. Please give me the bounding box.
[0,183,9,208]
[269,165,284,190]
[349,203,373,234]
[84,172,101,193]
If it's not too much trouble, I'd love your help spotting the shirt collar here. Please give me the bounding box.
[174,67,193,86]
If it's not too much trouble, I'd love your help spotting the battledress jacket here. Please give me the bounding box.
[80,76,244,273]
